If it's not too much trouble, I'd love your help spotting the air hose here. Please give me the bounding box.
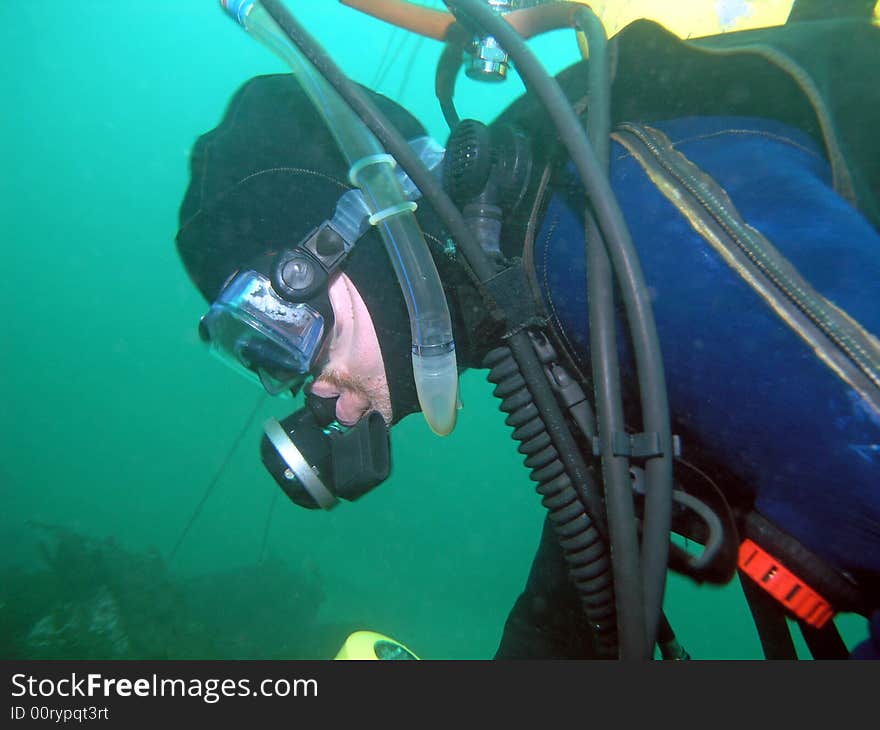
[578,8,648,658]
[435,23,470,130]
[485,342,617,656]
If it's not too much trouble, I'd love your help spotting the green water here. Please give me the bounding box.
[0,2,868,660]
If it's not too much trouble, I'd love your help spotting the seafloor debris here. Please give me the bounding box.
[0,523,342,659]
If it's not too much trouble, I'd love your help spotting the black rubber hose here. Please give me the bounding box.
[570,4,673,655]
[579,7,647,659]
[435,24,470,130]
[579,8,611,172]
[258,0,619,654]
[670,490,725,572]
[587,210,647,658]
[442,0,673,650]
[486,344,617,657]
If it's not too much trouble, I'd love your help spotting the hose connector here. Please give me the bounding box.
[466,1,513,82]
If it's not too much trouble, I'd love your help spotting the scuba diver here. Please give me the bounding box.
[175,0,880,659]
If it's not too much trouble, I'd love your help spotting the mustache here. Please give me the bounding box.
[310,369,368,394]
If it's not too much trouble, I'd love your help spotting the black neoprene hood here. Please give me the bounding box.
[176,73,472,422]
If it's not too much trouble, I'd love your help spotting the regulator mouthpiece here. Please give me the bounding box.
[261,396,392,510]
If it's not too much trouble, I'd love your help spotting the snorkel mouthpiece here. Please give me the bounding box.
[412,344,459,436]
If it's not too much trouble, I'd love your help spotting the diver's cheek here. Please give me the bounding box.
[335,389,371,426]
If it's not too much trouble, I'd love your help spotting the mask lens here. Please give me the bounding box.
[200,271,326,395]
[236,336,308,395]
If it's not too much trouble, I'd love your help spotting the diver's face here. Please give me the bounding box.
[307,273,393,426]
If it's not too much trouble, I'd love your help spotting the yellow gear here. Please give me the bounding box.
[575,0,796,40]
[575,1,880,58]
[334,631,420,660]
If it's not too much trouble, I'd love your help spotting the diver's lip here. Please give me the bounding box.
[334,396,372,427]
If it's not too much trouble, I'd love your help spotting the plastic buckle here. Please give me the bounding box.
[592,432,681,460]
[738,538,835,628]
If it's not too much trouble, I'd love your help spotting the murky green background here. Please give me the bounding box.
[0,1,867,659]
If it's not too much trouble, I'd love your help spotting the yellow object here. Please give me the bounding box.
[874,1,880,27]
[334,630,420,660]
[575,0,796,41]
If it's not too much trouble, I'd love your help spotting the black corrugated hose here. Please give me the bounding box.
[484,340,618,656]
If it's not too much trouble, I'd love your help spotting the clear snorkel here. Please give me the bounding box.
[220,0,459,436]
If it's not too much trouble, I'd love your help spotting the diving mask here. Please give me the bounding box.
[199,269,331,396]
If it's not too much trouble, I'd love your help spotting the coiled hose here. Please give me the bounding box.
[484,343,617,657]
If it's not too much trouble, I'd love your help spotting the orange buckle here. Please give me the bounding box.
[738,539,835,629]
